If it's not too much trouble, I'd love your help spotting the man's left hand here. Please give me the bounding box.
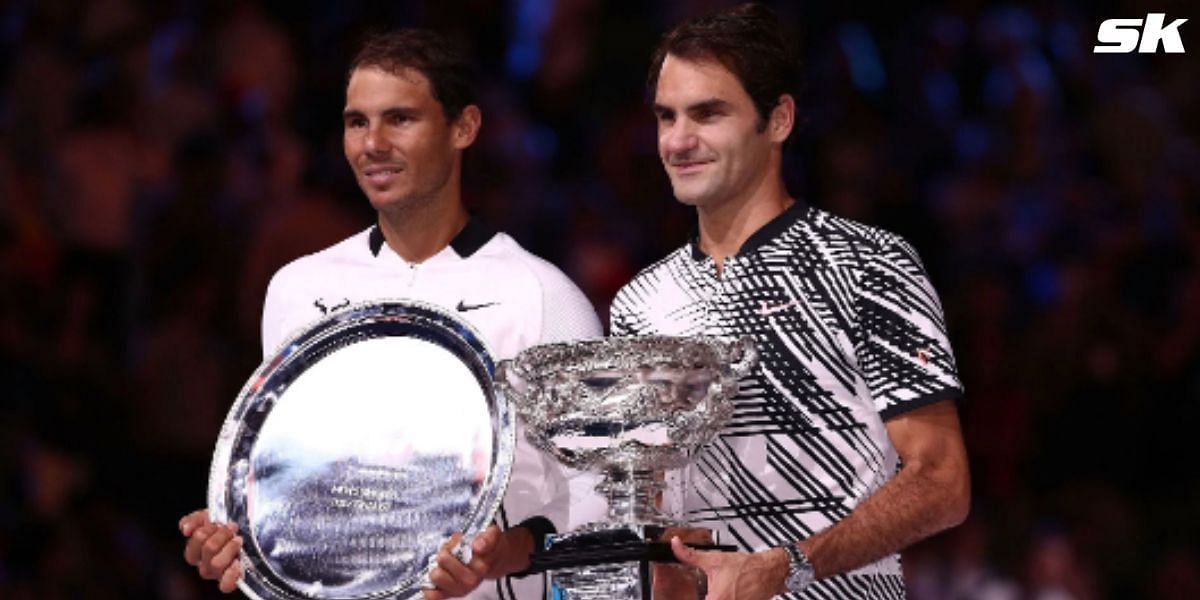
[425,525,534,599]
[670,536,789,600]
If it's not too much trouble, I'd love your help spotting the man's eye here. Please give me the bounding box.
[347,118,367,128]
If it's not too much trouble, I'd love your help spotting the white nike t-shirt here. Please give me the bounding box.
[260,220,605,600]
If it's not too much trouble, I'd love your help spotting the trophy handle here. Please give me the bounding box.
[494,359,524,403]
[729,337,759,379]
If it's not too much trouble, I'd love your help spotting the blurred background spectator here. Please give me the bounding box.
[1,1,1196,598]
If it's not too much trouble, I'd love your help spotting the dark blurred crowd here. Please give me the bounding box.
[1,1,1197,598]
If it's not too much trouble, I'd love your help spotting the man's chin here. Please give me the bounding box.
[670,187,709,207]
[367,197,410,215]
[367,192,436,216]
[668,178,716,206]
[365,195,393,210]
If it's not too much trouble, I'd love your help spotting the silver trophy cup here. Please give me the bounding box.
[496,335,758,600]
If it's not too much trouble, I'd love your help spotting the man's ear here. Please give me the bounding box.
[768,94,795,143]
[452,105,482,150]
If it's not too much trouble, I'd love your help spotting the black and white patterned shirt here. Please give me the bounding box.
[610,202,963,599]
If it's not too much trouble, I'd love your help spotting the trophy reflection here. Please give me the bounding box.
[496,336,757,600]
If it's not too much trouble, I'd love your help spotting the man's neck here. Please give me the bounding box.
[696,175,792,273]
[376,197,470,264]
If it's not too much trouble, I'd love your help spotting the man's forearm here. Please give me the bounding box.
[797,455,969,579]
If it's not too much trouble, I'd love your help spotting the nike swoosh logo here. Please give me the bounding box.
[758,300,800,316]
[456,300,499,312]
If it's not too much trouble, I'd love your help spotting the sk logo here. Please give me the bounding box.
[1094,13,1187,53]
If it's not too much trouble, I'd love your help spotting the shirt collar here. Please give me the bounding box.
[368,214,497,259]
[689,199,807,261]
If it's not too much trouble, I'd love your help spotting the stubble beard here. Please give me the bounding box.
[365,163,454,219]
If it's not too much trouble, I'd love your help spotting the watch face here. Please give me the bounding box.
[786,568,813,593]
[784,546,814,593]
[208,301,514,600]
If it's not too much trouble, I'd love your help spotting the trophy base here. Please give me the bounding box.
[533,524,734,600]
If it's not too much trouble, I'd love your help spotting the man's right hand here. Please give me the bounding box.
[180,508,244,593]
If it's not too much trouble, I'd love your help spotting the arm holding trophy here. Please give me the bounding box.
[669,400,970,599]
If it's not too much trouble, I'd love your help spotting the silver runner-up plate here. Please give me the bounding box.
[208,300,514,600]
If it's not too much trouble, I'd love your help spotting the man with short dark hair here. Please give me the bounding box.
[611,4,971,598]
[178,29,602,600]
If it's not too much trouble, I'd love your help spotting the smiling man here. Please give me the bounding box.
[610,4,971,599]
[177,29,602,600]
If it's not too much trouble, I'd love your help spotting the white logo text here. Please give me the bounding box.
[1094,14,1187,53]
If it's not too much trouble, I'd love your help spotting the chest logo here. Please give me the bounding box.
[456,300,499,313]
[757,300,801,316]
[314,298,351,315]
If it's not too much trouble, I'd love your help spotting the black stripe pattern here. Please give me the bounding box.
[610,206,963,599]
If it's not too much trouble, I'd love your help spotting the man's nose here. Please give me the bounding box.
[364,124,391,154]
[661,121,699,155]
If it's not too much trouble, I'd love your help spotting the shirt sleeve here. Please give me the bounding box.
[534,262,603,344]
[853,236,964,420]
[259,268,289,358]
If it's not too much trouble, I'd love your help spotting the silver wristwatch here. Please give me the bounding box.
[780,543,814,593]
